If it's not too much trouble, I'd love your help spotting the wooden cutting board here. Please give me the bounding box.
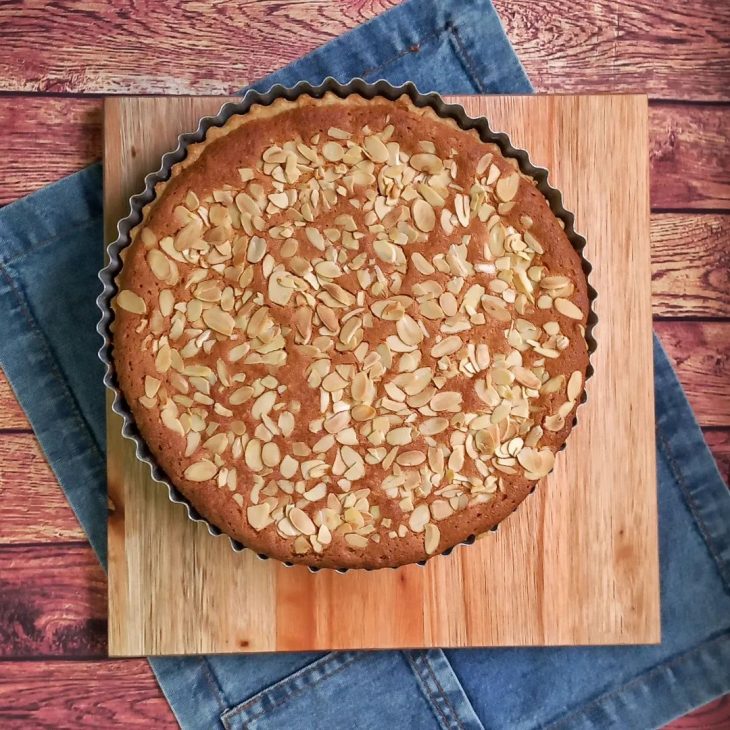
[105,95,658,656]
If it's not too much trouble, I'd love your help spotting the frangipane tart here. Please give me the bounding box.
[112,92,590,569]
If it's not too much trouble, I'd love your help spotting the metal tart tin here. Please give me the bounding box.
[97,77,598,572]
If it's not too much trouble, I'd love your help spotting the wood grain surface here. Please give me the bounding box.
[0,434,85,544]
[105,94,659,655]
[0,0,727,725]
[0,659,175,727]
[0,1,727,101]
[0,545,106,658]
[651,214,730,318]
[656,322,730,427]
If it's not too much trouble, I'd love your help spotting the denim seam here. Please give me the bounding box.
[0,262,105,460]
[202,657,230,713]
[543,629,730,729]
[445,21,488,94]
[222,653,359,727]
[657,428,730,591]
[422,653,467,730]
[405,652,456,730]
[359,26,444,79]
[0,218,99,268]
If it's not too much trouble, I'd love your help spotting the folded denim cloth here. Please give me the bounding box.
[0,0,728,728]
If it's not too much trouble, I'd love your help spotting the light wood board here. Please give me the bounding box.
[105,95,658,656]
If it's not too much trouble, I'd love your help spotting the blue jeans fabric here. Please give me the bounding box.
[0,0,728,728]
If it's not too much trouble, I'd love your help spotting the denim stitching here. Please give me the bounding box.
[201,657,229,713]
[422,653,467,730]
[445,21,488,94]
[405,652,453,729]
[359,26,444,79]
[0,262,105,460]
[0,218,100,268]
[543,630,730,729]
[222,653,358,727]
[657,428,730,591]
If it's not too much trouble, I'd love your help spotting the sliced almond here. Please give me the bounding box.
[410,153,443,174]
[289,507,316,535]
[554,298,583,320]
[184,460,217,482]
[117,290,146,314]
[424,522,440,555]
[203,307,235,336]
[408,503,430,533]
[412,199,436,232]
[567,370,583,401]
[396,314,424,346]
[363,135,389,163]
[496,172,519,202]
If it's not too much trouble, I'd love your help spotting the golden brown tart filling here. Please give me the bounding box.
[113,93,590,568]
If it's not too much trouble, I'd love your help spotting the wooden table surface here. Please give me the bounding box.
[0,1,727,726]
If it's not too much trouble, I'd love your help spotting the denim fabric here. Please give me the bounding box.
[0,0,728,728]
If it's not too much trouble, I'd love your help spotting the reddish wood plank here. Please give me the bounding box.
[705,430,730,486]
[0,0,398,95]
[1,98,728,215]
[0,544,106,657]
[0,369,29,430]
[0,659,175,728]
[495,0,730,101]
[0,97,101,205]
[650,104,730,210]
[656,322,730,428]
[652,214,730,318]
[0,433,85,543]
[0,1,727,100]
[665,695,730,729]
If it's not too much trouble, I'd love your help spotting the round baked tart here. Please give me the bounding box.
[109,88,591,569]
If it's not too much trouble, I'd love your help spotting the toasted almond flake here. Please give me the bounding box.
[247,503,273,530]
[409,503,430,533]
[144,376,161,399]
[430,335,462,358]
[419,417,449,435]
[203,433,228,454]
[117,290,146,314]
[513,366,542,390]
[203,307,235,336]
[352,404,376,421]
[496,172,519,202]
[251,391,277,420]
[412,199,436,232]
[567,370,583,401]
[554,298,583,320]
[430,391,463,412]
[345,533,369,549]
[155,343,171,373]
[315,261,342,279]
[397,450,426,466]
[262,442,281,467]
[373,239,400,265]
[424,522,440,554]
[247,236,267,263]
[396,314,424,346]
[476,152,493,176]
[289,507,316,535]
[363,135,389,163]
[184,460,217,481]
[322,141,344,161]
[410,153,443,174]
[280,455,298,479]
[412,252,435,275]
[245,439,263,471]
[147,249,171,281]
